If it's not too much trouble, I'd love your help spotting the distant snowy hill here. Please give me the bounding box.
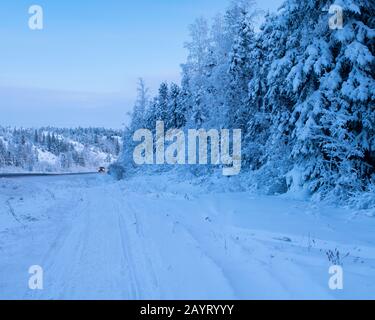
[0,127,122,173]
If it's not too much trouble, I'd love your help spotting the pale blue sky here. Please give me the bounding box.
[0,0,283,128]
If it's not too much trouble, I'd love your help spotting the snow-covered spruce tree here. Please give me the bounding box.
[155,82,170,124]
[226,0,256,132]
[0,138,6,168]
[322,0,375,199]
[261,0,374,199]
[242,8,295,194]
[166,83,186,129]
[244,13,280,172]
[110,79,151,179]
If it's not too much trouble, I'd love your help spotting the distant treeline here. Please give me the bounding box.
[0,127,122,172]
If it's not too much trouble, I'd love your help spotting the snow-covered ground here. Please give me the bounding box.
[0,174,374,300]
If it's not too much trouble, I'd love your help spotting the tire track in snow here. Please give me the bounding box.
[6,199,25,227]
[123,192,237,299]
[27,185,142,299]
[120,199,161,298]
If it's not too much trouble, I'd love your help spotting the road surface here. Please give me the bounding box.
[0,174,374,299]
[0,172,99,179]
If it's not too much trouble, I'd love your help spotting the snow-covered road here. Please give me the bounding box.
[0,174,374,299]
